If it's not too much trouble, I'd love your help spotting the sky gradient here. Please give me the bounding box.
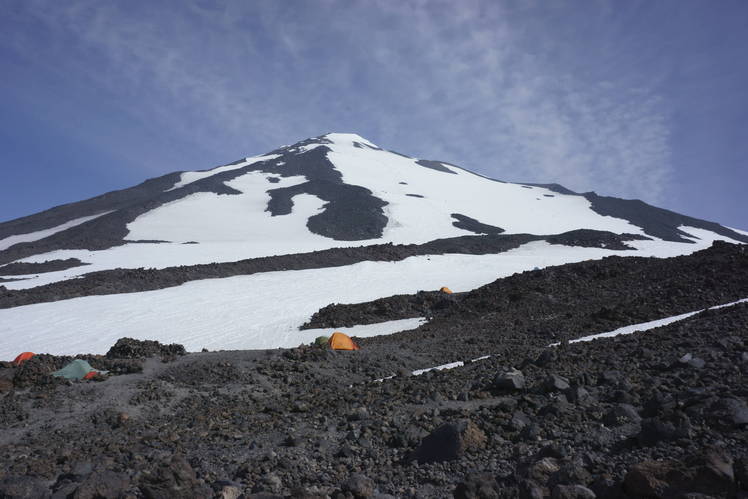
[1,0,746,229]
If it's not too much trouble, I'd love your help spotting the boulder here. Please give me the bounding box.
[543,374,571,392]
[603,404,642,426]
[140,454,211,499]
[551,484,596,499]
[494,368,525,390]
[410,420,486,463]
[341,474,375,498]
[453,473,500,499]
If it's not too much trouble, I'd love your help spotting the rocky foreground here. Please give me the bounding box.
[0,242,747,498]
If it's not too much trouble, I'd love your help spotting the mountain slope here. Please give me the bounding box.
[0,133,746,356]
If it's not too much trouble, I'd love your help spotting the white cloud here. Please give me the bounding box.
[5,0,673,203]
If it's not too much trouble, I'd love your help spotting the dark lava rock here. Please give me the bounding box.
[72,470,130,499]
[624,449,737,498]
[453,472,500,498]
[637,417,681,446]
[493,368,525,390]
[550,484,596,499]
[140,455,211,499]
[677,353,706,369]
[542,374,570,392]
[603,404,642,426]
[410,420,487,463]
[106,337,186,359]
[564,386,592,405]
[341,474,375,498]
[0,475,50,498]
[714,397,748,427]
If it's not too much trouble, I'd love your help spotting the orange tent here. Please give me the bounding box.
[328,332,360,351]
[13,352,35,366]
[439,286,453,294]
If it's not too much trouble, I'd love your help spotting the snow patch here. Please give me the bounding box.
[549,297,748,346]
[0,243,634,357]
[0,212,112,252]
[165,154,280,191]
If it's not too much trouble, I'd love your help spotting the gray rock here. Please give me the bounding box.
[342,474,375,498]
[543,374,570,392]
[73,471,130,499]
[410,420,486,463]
[0,476,51,499]
[637,418,679,446]
[603,403,642,426]
[494,368,525,390]
[551,484,596,499]
[453,472,500,498]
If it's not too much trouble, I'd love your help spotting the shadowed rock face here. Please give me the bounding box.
[451,213,504,235]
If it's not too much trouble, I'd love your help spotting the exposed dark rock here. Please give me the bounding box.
[341,474,375,498]
[542,374,571,392]
[0,258,88,275]
[0,475,50,498]
[72,470,130,499]
[410,420,486,463]
[451,214,504,235]
[106,337,186,359]
[493,368,525,391]
[550,484,596,499]
[415,159,458,174]
[453,473,500,499]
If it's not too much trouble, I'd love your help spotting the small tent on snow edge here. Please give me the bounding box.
[328,332,360,351]
[439,286,453,294]
[52,359,108,380]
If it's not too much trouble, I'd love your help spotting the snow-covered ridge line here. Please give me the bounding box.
[0,212,113,252]
[165,154,280,191]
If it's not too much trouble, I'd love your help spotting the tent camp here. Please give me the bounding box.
[13,352,35,366]
[52,359,108,380]
[439,286,453,294]
[328,332,360,351]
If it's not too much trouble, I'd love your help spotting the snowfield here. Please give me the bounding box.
[2,134,744,290]
[1,238,741,359]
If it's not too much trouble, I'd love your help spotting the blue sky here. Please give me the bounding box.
[1,0,746,229]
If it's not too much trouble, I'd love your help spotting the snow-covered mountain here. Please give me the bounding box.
[1,132,746,357]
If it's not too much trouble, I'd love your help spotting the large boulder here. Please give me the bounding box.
[73,471,131,499]
[494,368,525,391]
[623,449,736,497]
[140,455,211,499]
[453,473,500,499]
[410,420,486,463]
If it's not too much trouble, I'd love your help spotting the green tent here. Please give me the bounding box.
[314,336,330,347]
[52,359,108,380]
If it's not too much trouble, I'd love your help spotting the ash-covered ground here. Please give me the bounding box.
[0,242,747,498]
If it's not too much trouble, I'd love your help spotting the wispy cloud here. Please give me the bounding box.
[3,0,673,202]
